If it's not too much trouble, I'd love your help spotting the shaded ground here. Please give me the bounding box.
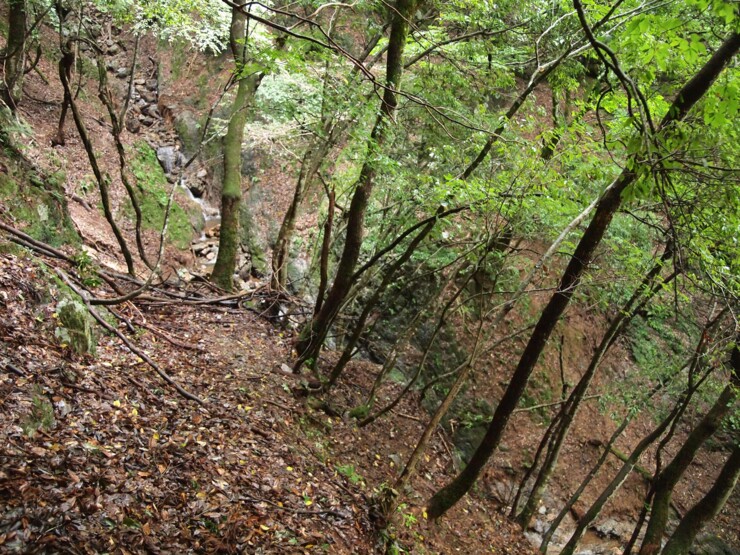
[0,250,535,554]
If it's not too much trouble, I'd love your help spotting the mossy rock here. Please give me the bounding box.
[55,296,96,355]
[0,157,78,248]
[127,143,196,249]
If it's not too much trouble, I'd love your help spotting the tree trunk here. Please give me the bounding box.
[425,32,740,520]
[326,211,439,387]
[1,0,27,111]
[638,343,739,555]
[294,0,416,370]
[212,2,262,291]
[515,243,676,529]
[660,444,740,555]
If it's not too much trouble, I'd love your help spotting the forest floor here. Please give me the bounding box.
[1,9,738,555]
[0,250,536,554]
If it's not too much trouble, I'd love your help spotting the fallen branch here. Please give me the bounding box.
[56,268,205,404]
[513,394,601,414]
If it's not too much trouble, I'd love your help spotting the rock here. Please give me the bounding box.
[174,110,201,158]
[107,44,119,55]
[690,534,740,555]
[144,104,160,118]
[134,78,146,86]
[139,116,155,127]
[196,168,208,179]
[594,518,633,541]
[206,251,216,261]
[125,117,140,134]
[191,241,213,255]
[54,297,96,355]
[279,363,293,375]
[156,146,178,174]
[141,91,157,104]
[116,67,130,79]
[287,255,309,292]
[188,180,205,198]
[146,79,158,91]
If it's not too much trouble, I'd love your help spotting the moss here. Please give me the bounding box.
[0,159,79,248]
[127,142,195,250]
[55,296,96,355]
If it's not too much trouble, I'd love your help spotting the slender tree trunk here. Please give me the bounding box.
[95,44,154,270]
[515,243,676,529]
[326,212,439,387]
[212,2,263,290]
[58,39,135,275]
[558,399,687,555]
[426,32,740,520]
[294,0,417,370]
[638,343,739,555]
[660,444,740,555]
[1,0,27,111]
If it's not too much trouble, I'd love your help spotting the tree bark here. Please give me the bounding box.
[1,0,27,111]
[294,0,417,370]
[426,32,740,520]
[660,444,740,555]
[212,2,263,291]
[638,343,739,555]
[515,243,676,529]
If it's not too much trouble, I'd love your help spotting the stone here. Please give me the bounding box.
[146,79,158,91]
[107,44,120,55]
[134,78,146,86]
[139,116,155,127]
[54,297,96,355]
[141,91,157,104]
[690,534,740,555]
[144,104,160,118]
[174,110,201,158]
[279,363,293,374]
[116,67,130,79]
[156,146,178,174]
[196,168,208,179]
[125,117,140,134]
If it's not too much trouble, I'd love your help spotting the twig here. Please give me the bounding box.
[513,394,601,414]
[56,268,205,404]
[5,363,25,377]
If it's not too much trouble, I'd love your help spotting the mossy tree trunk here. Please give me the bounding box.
[426,31,740,520]
[211,2,262,291]
[660,444,740,555]
[294,0,417,370]
[1,0,27,111]
[638,343,739,555]
[514,242,676,529]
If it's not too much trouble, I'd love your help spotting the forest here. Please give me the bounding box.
[0,0,738,553]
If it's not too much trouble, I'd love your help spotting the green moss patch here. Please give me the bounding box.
[0,158,79,248]
[128,143,196,250]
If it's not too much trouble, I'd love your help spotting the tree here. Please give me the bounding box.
[638,342,740,555]
[211,1,263,290]
[0,0,27,111]
[661,443,740,555]
[426,29,740,520]
[293,0,418,370]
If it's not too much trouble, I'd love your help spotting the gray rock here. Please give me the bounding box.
[139,116,155,127]
[141,91,157,104]
[146,79,158,91]
[144,104,160,118]
[116,67,130,79]
[691,534,740,555]
[156,146,178,174]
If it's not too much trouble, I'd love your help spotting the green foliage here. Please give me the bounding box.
[335,463,364,486]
